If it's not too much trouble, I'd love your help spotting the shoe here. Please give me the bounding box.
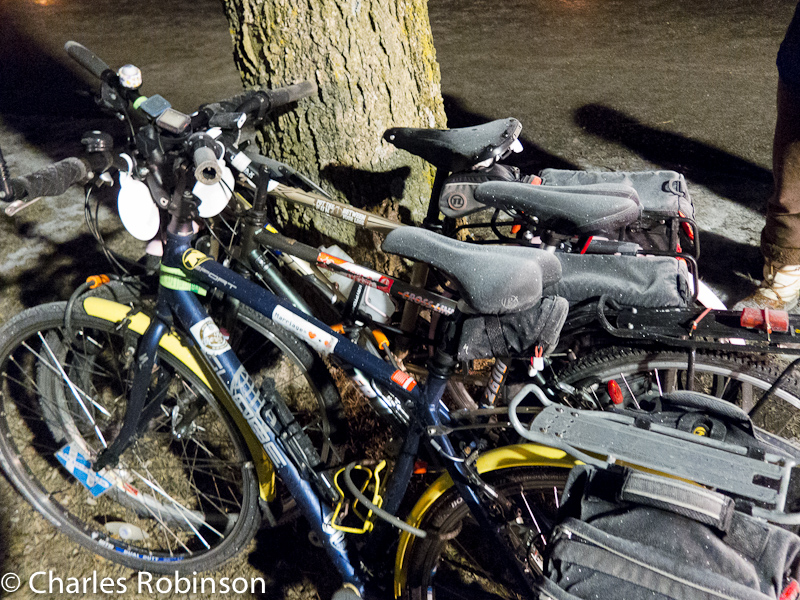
[732,261,800,311]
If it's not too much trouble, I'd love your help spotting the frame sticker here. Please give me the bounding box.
[182,248,211,270]
[56,444,113,498]
[190,317,232,356]
[272,306,338,355]
[317,252,394,293]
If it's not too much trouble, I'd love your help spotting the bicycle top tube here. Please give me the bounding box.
[162,228,424,408]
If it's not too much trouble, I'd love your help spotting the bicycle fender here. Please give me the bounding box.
[393,443,579,597]
[82,297,277,502]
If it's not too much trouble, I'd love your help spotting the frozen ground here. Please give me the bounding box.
[0,0,796,598]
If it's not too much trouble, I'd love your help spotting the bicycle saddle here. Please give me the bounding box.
[474,180,642,234]
[383,118,522,172]
[382,227,561,314]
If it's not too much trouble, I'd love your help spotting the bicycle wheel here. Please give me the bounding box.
[402,467,567,600]
[556,347,800,441]
[0,301,260,573]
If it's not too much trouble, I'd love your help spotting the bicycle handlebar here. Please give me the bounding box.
[64,41,114,82]
[10,157,89,200]
[231,81,318,123]
[4,42,316,205]
[263,80,317,110]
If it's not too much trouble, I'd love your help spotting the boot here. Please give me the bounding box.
[733,260,800,311]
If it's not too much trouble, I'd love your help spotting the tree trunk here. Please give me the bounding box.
[221,0,446,266]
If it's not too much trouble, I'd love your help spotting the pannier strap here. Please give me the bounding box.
[484,315,508,357]
[621,471,734,532]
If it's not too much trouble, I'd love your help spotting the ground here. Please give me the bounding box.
[0,0,797,598]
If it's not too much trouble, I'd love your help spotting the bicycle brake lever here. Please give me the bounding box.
[4,196,43,216]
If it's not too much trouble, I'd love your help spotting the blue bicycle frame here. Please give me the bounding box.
[108,218,506,593]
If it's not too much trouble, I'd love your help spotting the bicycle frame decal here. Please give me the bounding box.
[182,248,212,269]
[272,305,339,354]
[317,251,394,293]
[314,199,369,227]
[189,317,232,356]
[314,250,456,315]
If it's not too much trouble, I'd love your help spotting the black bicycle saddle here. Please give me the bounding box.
[383,118,522,172]
[474,180,642,234]
[382,227,561,314]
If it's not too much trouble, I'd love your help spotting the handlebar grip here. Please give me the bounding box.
[208,112,247,130]
[64,41,113,81]
[10,157,89,200]
[264,81,317,111]
[193,146,222,185]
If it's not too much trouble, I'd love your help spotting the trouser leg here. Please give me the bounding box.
[762,80,800,264]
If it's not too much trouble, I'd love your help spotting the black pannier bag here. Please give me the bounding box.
[545,252,692,308]
[538,168,698,258]
[457,295,569,360]
[536,465,800,600]
[534,395,800,600]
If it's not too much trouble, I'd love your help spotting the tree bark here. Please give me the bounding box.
[221,0,446,265]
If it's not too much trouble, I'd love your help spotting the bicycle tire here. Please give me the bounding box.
[0,301,261,573]
[401,467,567,600]
[556,347,800,441]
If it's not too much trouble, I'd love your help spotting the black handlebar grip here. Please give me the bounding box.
[64,41,113,81]
[10,157,88,200]
[264,81,318,111]
[208,112,247,129]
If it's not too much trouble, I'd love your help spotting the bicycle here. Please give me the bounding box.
[0,41,580,598]
[3,41,800,600]
[202,132,800,443]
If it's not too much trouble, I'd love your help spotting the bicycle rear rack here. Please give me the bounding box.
[596,297,800,356]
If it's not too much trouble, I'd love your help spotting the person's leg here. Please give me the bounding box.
[734,3,800,310]
[761,80,800,265]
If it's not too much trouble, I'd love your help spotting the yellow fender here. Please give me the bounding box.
[82,297,277,501]
[393,443,580,597]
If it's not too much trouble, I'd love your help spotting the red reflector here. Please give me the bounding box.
[607,380,624,405]
[678,211,695,241]
[413,460,428,475]
[511,224,522,234]
[530,176,542,185]
[740,307,789,333]
[780,579,799,600]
